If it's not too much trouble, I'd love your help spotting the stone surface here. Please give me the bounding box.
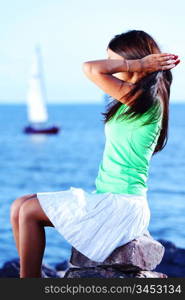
[0,258,20,278]
[0,239,185,278]
[0,258,64,278]
[64,266,167,278]
[55,260,69,271]
[70,232,165,271]
[154,240,185,277]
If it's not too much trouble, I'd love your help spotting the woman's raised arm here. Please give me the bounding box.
[83,58,136,103]
[82,54,179,103]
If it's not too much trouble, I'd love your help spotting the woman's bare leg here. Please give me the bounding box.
[18,197,54,278]
[10,194,37,255]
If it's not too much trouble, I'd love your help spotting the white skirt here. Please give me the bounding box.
[37,187,151,262]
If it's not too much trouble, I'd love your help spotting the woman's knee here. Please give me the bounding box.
[10,194,37,224]
[19,197,54,227]
[19,197,39,223]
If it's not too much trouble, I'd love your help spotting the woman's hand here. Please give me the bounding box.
[139,53,180,73]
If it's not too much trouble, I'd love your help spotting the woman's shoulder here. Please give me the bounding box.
[139,97,163,125]
[107,97,163,128]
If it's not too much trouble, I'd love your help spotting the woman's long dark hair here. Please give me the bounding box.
[102,30,172,155]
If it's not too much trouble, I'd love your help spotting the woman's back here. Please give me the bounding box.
[95,100,163,196]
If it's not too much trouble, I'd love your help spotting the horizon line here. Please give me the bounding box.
[0,99,184,105]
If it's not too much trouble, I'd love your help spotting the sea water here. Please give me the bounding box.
[0,103,184,268]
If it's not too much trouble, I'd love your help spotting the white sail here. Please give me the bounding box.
[27,46,48,123]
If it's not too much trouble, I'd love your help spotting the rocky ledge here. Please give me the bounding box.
[65,232,166,278]
[0,235,185,278]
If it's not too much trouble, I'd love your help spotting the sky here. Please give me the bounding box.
[0,0,184,104]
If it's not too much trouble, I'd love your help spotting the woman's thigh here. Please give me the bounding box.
[19,197,54,227]
[10,194,37,222]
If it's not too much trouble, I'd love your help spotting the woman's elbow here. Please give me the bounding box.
[82,62,101,76]
[82,62,93,75]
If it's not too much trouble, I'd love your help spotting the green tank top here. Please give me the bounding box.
[95,100,163,196]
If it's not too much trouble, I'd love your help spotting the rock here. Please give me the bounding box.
[173,249,185,266]
[157,240,177,263]
[0,258,59,278]
[55,260,69,271]
[0,258,20,278]
[158,239,185,266]
[56,270,69,278]
[64,266,167,278]
[41,264,60,278]
[154,239,185,277]
[1,238,184,278]
[55,261,72,278]
[70,232,165,271]
[135,270,167,278]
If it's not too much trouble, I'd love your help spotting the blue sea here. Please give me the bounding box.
[0,103,185,268]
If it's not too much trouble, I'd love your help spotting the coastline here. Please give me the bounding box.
[0,239,184,278]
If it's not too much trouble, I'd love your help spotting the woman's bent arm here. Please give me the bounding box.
[82,54,178,104]
[83,59,135,104]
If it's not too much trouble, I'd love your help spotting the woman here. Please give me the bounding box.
[10,30,180,278]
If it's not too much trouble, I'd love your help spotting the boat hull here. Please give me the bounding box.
[24,126,60,134]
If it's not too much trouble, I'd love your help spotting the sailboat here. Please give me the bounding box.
[24,46,60,134]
